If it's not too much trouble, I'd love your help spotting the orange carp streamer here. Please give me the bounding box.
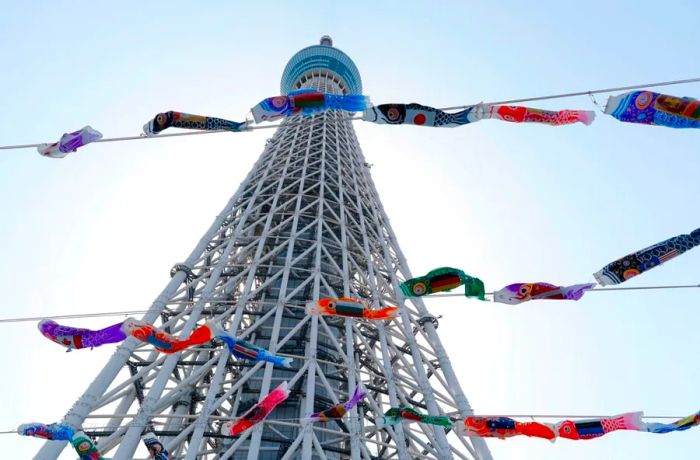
[121,319,217,354]
[463,416,556,441]
[305,297,398,320]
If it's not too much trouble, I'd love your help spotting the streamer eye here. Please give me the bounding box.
[412,282,427,296]
[154,112,171,131]
[387,107,401,121]
[635,91,653,109]
[272,97,288,109]
[328,301,336,311]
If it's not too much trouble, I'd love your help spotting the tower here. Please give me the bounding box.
[36,38,492,460]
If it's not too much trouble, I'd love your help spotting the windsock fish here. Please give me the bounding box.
[555,412,644,440]
[142,111,246,136]
[121,318,217,354]
[605,90,700,128]
[221,381,290,435]
[142,432,170,460]
[383,407,452,428]
[463,416,556,441]
[480,104,595,126]
[38,319,126,351]
[218,335,293,368]
[400,266,485,300]
[17,422,75,441]
[71,431,105,459]
[252,89,370,123]
[37,126,102,158]
[594,227,700,286]
[362,102,479,127]
[306,297,398,320]
[493,282,595,305]
[309,386,368,423]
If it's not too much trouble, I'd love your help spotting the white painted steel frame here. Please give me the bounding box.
[35,54,491,460]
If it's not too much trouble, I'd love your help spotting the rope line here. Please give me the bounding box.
[0,309,152,323]
[429,283,700,298]
[2,76,699,151]
[3,412,691,435]
[1,283,696,324]
[440,76,700,111]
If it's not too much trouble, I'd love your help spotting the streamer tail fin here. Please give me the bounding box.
[345,386,368,410]
[578,110,596,126]
[305,301,324,316]
[365,306,399,320]
[325,94,371,112]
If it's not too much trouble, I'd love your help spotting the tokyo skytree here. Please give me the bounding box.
[35,36,492,460]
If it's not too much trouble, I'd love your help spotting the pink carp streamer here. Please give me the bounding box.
[221,381,290,435]
[478,104,595,126]
[555,412,643,440]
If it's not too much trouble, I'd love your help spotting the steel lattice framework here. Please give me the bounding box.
[35,38,492,460]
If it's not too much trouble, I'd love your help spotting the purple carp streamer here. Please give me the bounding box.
[309,386,368,423]
[252,89,370,123]
[38,319,126,351]
[594,227,700,286]
[37,126,102,158]
[493,282,595,305]
[143,111,247,136]
[605,91,700,128]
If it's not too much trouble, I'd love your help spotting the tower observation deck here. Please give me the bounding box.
[35,37,492,460]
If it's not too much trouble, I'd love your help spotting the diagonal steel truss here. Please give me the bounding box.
[35,77,492,460]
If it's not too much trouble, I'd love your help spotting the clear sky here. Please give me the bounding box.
[1,1,699,458]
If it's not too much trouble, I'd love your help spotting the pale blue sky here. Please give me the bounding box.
[1,1,699,458]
